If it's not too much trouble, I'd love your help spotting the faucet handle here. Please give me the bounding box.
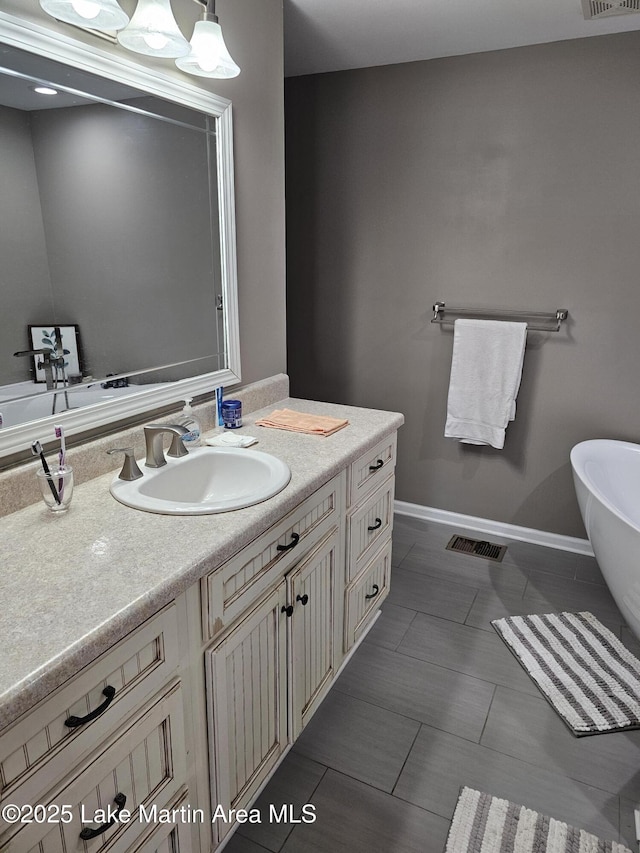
[107,447,143,481]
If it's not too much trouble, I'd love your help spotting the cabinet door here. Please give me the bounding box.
[205,582,288,845]
[288,528,340,740]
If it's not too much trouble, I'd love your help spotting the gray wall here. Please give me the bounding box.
[286,32,640,539]
[0,105,53,384]
[30,101,217,381]
[5,0,286,387]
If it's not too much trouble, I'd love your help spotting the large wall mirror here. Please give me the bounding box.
[0,11,240,461]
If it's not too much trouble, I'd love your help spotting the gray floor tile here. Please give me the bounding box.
[620,625,640,657]
[387,567,477,623]
[293,689,420,792]
[464,586,537,632]
[397,612,540,696]
[523,571,625,632]
[573,553,607,586]
[391,530,415,567]
[619,797,639,848]
[223,833,272,853]
[480,686,640,800]
[524,569,619,612]
[398,540,529,595]
[363,603,417,651]
[237,752,327,851]
[502,540,579,579]
[282,769,450,853]
[335,642,495,742]
[394,725,621,842]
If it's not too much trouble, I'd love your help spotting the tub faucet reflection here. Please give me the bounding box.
[13,348,59,390]
[14,332,71,414]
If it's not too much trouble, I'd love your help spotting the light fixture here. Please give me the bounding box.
[175,0,240,79]
[117,0,191,58]
[32,86,59,95]
[39,0,130,30]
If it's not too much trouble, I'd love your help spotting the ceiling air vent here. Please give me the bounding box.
[446,535,507,563]
[582,0,640,19]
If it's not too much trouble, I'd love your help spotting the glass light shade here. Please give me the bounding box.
[175,20,240,78]
[39,0,130,30]
[117,0,190,58]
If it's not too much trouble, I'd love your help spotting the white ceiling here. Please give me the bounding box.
[283,0,640,77]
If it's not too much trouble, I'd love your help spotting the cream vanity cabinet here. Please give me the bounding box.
[0,606,195,853]
[201,434,397,849]
[201,474,345,847]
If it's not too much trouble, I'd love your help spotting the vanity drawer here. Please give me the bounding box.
[124,789,194,853]
[0,605,179,810]
[203,471,345,640]
[346,476,394,582]
[1,682,186,853]
[344,539,391,652]
[348,433,397,508]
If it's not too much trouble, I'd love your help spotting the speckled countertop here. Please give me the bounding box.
[0,396,403,732]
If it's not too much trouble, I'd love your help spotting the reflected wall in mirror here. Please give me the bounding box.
[0,12,240,460]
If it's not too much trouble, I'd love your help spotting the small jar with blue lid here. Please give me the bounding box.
[221,399,242,429]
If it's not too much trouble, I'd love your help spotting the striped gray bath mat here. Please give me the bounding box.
[492,611,640,735]
[445,787,631,853]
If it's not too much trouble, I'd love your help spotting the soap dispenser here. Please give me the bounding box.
[177,398,201,448]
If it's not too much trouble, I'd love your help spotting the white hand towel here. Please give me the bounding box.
[444,319,527,449]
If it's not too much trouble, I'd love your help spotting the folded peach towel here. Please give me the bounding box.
[255,408,349,436]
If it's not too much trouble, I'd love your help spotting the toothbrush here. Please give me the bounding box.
[31,440,60,504]
[54,424,66,499]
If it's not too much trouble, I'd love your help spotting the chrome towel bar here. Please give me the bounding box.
[432,302,568,332]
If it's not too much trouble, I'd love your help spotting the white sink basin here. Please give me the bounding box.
[110,446,291,515]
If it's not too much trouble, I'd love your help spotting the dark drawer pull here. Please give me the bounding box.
[277,532,300,552]
[367,518,382,532]
[369,459,384,472]
[65,686,116,728]
[79,793,127,840]
[365,584,380,600]
[281,604,294,617]
[296,594,309,606]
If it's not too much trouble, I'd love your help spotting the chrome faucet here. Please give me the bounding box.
[143,423,190,468]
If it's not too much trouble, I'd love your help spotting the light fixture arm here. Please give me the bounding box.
[194,0,218,23]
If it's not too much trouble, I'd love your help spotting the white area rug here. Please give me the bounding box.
[445,787,631,853]
[492,611,640,735]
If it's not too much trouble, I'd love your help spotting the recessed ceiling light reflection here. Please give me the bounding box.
[32,86,59,96]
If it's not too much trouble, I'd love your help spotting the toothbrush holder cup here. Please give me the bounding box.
[36,465,74,513]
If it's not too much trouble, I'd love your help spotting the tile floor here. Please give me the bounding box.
[224,515,640,853]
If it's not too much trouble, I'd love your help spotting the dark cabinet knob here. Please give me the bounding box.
[367,518,383,532]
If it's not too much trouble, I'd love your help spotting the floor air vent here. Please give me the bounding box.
[446,535,507,563]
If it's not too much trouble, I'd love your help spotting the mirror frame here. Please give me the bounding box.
[0,10,241,460]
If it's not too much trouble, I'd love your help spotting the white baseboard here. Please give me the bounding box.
[394,500,594,556]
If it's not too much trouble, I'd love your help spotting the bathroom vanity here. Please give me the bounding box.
[0,393,402,853]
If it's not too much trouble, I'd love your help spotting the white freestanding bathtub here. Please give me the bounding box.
[571,439,640,641]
